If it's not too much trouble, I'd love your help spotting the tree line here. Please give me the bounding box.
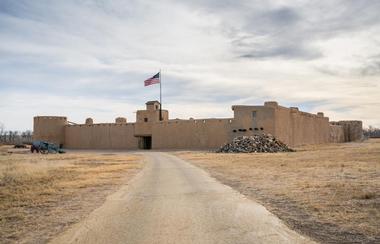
[363,126,380,138]
[0,122,33,144]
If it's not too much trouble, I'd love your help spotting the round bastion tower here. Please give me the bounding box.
[33,116,67,146]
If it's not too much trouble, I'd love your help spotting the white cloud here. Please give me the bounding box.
[0,0,379,131]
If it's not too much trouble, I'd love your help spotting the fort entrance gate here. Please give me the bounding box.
[138,136,152,149]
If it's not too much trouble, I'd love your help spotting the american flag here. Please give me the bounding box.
[144,72,160,86]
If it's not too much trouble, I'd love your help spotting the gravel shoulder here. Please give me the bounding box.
[175,139,380,243]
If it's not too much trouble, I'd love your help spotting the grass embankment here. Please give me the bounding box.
[176,139,380,243]
[0,147,143,243]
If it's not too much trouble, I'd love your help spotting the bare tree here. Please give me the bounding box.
[26,130,33,143]
[22,130,33,144]
[8,131,14,143]
[0,126,33,144]
[0,122,4,143]
[3,131,8,143]
[363,126,380,138]
[0,122,4,135]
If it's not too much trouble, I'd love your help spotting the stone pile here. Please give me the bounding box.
[216,134,294,153]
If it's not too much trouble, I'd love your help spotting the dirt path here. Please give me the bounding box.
[51,152,314,244]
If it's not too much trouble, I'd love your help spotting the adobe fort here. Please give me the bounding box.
[33,101,362,150]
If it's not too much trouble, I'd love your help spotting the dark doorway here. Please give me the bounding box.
[139,136,152,149]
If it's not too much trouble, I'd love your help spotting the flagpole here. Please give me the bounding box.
[159,69,162,121]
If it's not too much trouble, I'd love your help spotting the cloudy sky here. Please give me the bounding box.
[0,0,379,131]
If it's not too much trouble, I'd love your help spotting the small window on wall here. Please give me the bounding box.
[144,118,148,122]
[155,105,158,110]
[252,111,257,118]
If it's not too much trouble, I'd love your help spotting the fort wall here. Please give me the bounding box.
[274,106,330,146]
[33,101,363,150]
[232,105,276,136]
[337,121,363,142]
[64,123,138,149]
[152,119,234,149]
[329,124,345,143]
[33,116,67,145]
[231,103,332,146]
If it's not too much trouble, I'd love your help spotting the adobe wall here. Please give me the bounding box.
[136,109,168,123]
[271,104,330,146]
[33,101,363,150]
[334,121,363,142]
[329,124,345,143]
[33,116,67,145]
[232,105,276,135]
[64,123,138,149]
[134,122,154,136]
[151,119,235,149]
[231,102,333,146]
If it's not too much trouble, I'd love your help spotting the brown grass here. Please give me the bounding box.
[175,139,380,243]
[0,149,143,243]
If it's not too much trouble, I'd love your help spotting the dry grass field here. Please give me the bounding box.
[0,146,143,244]
[175,139,380,243]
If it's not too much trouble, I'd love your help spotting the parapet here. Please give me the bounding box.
[264,101,278,108]
[115,117,127,124]
[34,116,67,121]
[146,101,161,111]
[85,118,93,125]
[290,107,299,113]
[317,112,324,117]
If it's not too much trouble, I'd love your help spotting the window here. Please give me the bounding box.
[144,118,148,122]
[252,111,257,118]
[155,105,158,110]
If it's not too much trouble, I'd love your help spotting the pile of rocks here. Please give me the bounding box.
[216,134,294,153]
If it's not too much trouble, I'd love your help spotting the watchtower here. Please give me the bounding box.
[136,101,168,123]
[33,116,67,146]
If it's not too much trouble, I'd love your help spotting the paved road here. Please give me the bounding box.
[51,152,314,244]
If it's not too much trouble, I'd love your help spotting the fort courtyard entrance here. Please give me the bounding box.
[138,136,152,150]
